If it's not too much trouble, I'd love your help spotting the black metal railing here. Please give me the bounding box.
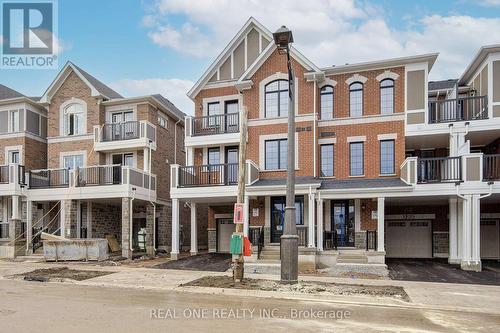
[366,230,377,250]
[29,168,69,188]
[297,227,308,247]
[76,165,122,187]
[429,95,488,123]
[483,154,500,181]
[417,157,462,183]
[102,121,140,141]
[0,165,9,184]
[192,113,239,136]
[323,230,338,250]
[178,163,238,187]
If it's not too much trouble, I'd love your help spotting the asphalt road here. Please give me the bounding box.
[0,279,499,333]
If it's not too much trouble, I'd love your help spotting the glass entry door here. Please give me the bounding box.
[225,146,238,184]
[331,200,355,247]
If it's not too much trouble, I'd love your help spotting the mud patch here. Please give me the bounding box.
[181,276,410,302]
[13,267,114,282]
[154,253,231,272]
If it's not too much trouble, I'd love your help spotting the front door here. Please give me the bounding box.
[225,146,238,184]
[331,200,355,247]
[217,218,234,253]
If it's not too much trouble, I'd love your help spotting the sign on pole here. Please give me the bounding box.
[233,203,244,224]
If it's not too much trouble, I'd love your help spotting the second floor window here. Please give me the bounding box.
[10,110,19,132]
[207,147,220,165]
[349,82,363,117]
[320,144,334,177]
[380,79,394,114]
[320,85,334,119]
[265,80,288,118]
[207,102,220,127]
[63,154,84,170]
[349,142,364,176]
[64,103,85,135]
[265,138,287,170]
[380,140,395,174]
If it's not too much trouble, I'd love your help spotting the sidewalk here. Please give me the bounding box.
[1,260,499,315]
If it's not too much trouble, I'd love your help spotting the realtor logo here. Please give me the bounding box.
[1,0,58,69]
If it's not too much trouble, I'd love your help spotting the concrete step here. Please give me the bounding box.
[245,260,281,275]
[259,254,281,260]
[337,257,368,264]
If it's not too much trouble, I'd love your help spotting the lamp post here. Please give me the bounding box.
[273,26,298,284]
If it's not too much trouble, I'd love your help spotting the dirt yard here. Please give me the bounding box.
[181,276,410,302]
[11,267,114,282]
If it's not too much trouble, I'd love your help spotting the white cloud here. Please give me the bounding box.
[143,0,500,80]
[110,78,194,115]
[475,0,500,6]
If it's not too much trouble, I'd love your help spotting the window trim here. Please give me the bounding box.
[264,138,287,170]
[207,147,221,165]
[349,82,364,117]
[59,150,87,169]
[380,78,395,115]
[320,85,334,120]
[379,139,395,175]
[349,142,364,177]
[264,79,289,118]
[59,98,87,136]
[320,144,334,177]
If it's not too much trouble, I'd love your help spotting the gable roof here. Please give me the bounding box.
[428,79,457,92]
[459,44,500,85]
[187,17,274,100]
[151,94,186,121]
[0,84,25,100]
[40,61,123,103]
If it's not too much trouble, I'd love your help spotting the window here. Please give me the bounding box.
[271,196,304,225]
[112,153,134,167]
[320,144,334,177]
[380,140,395,174]
[207,102,220,126]
[349,82,363,117]
[63,103,85,135]
[224,100,239,131]
[8,150,20,164]
[320,85,334,119]
[63,155,84,170]
[10,110,19,132]
[349,142,364,176]
[158,115,168,129]
[265,80,288,118]
[265,139,287,170]
[111,110,133,124]
[224,100,239,114]
[380,79,394,114]
[207,148,220,165]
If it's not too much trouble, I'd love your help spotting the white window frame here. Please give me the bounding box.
[59,151,87,169]
[4,145,23,165]
[9,110,20,132]
[59,98,87,136]
[259,133,299,171]
[109,152,136,168]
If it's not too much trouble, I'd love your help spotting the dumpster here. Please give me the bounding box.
[43,239,109,261]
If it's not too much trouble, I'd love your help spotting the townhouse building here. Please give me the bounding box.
[170,17,500,271]
[0,62,189,259]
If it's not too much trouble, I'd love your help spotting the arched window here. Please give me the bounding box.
[320,85,334,119]
[63,103,85,135]
[265,80,288,118]
[380,79,394,114]
[349,82,363,117]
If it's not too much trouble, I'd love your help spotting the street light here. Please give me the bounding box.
[273,25,298,284]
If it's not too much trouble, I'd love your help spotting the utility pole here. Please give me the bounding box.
[233,102,248,282]
[273,26,298,284]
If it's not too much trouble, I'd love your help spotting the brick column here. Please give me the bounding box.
[121,197,132,259]
[61,200,77,238]
[145,203,155,256]
[26,201,33,254]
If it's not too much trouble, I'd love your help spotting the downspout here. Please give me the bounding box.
[313,78,317,178]
[148,140,156,252]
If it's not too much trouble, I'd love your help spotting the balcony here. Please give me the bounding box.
[0,164,26,196]
[27,165,156,201]
[483,154,500,181]
[185,113,240,148]
[178,163,238,187]
[93,120,157,152]
[417,157,462,183]
[428,95,488,124]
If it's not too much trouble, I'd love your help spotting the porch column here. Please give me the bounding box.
[377,197,385,252]
[462,194,481,271]
[26,200,33,254]
[308,193,315,248]
[243,195,249,237]
[171,198,180,260]
[190,202,197,255]
[61,199,76,238]
[121,197,132,259]
[145,203,155,256]
[461,195,472,266]
[143,148,150,172]
[316,198,323,251]
[448,197,459,264]
[457,198,464,261]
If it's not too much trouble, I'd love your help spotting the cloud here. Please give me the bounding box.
[475,0,500,6]
[143,0,500,80]
[110,78,194,115]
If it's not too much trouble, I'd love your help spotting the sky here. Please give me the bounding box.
[1,0,500,115]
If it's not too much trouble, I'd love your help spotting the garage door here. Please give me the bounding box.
[217,219,235,253]
[386,220,432,258]
[481,220,500,259]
